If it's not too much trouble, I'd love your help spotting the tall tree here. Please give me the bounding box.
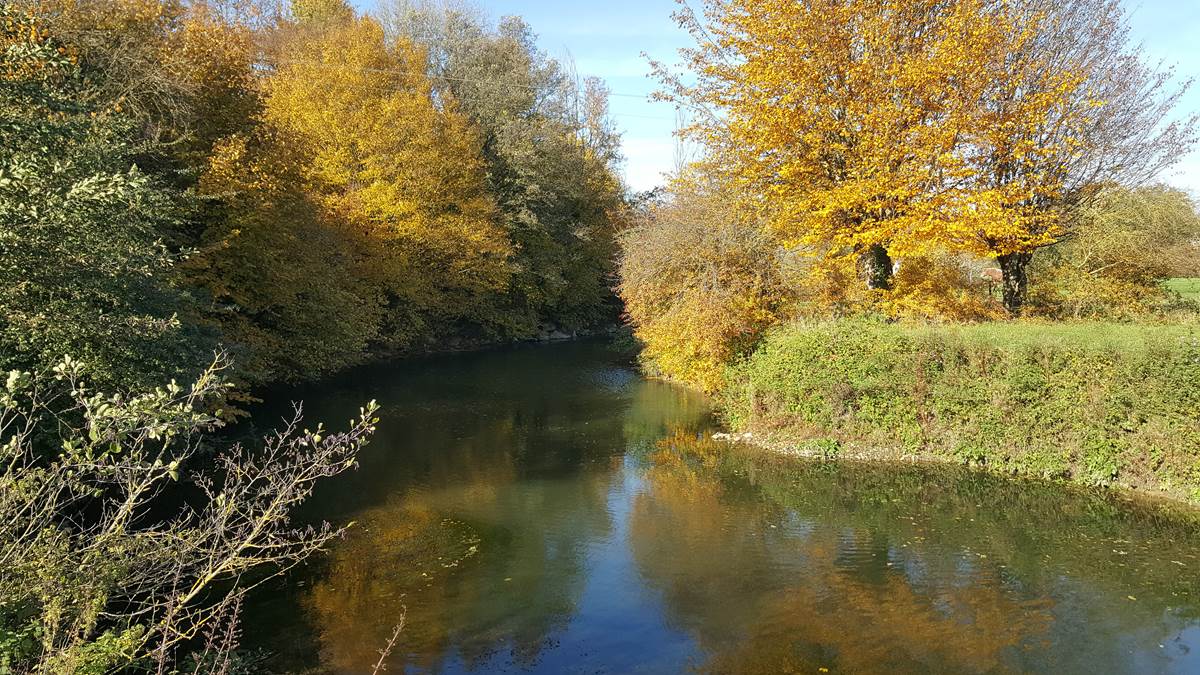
[380,1,627,336]
[263,0,512,350]
[657,0,1196,315]
[19,0,265,159]
[655,0,1019,296]
[189,130,385,383]
[966,0,1197,313]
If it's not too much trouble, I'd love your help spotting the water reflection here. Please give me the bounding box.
[632,433,1200,673]
[306,471,614,671]
[243,341,1200,674]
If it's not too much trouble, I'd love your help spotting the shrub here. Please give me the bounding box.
[724,320,1200,499]
[1028,185,1200,319]
[618,171,794,391]
[0,356,379,672]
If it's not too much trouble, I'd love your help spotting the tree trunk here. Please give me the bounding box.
[860,243,893,291]
[997,252,1033,316]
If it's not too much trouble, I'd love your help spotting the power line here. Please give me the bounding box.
[266,58,680,124]
[273,58,662,103]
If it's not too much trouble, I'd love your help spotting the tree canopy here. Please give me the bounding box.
[2,0,629,388]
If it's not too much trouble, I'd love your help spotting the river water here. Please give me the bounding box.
[243,340,1200,674]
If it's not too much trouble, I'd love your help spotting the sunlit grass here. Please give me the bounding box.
[1165,278,1200,303]
[913,320,1198,351]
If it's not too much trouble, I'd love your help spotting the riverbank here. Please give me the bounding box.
[715,319,1200,504]
[240,339,1200,673]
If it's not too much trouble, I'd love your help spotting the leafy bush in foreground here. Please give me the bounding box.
[0,356,378,673]
[723,320,1200,500]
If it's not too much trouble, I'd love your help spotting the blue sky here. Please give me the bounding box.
[358,1,1200,195]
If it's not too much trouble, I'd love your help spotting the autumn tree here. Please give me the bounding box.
[6,0,630,387]
[189,130,386,383]
[657,0,1196,315]
[263,0,512,350]
[1029,185,1200,318]
[965,0,1197,313]
[19,0,265,161]
[380,1,627,337]
[655,0,1021,298]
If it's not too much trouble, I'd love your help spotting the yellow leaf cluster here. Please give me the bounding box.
[619,170,793,391]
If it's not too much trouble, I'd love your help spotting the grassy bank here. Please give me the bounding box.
[721,320,1200,502]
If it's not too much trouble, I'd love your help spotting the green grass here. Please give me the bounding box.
[722,319,1200,502]
[906,320,1196,350]
[1165,278,1200,303]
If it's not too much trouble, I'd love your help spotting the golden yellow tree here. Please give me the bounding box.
[661,0,1195,315]
[962,0,1195,314]
[191,128,386,383]
[263,1,511,347]
[657,0,1024,297]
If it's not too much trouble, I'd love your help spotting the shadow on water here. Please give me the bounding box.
[241,339,1200,674]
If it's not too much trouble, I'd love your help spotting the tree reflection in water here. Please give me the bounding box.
[629,432,1200,674]
[306,471,615,671]
[241,343,1200,674]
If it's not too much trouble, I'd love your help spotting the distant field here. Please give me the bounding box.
[1165,278,1200,302]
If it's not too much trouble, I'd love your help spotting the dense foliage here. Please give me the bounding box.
[646,0,1195,315]
[723,321,1200,500]
[0,6,213,389]
[618,171,796,391]
[619,0,1199,395]
[1,0,628,389]
[1028,185,1200,318]
[383,1,626,338]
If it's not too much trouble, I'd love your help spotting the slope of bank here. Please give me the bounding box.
[718,320,1200,503]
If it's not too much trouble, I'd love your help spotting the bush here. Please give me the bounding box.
[617,171,794,391]
[0,7,214,389]
[1028,185,1200,319]
[0,356,379,672]
[723,320,1200,500]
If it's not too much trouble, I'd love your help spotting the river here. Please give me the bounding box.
[242,339,1200,674]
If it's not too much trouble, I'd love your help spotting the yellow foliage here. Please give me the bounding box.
[263,7,511,342]
[1027,268,1167,320]
[28,0,263,147]
[635,291,778,391]
[191,129,385,381]
[174,4,257,148]
[881,258,1004,322]
[663,0,1090,305]
[619,170,792,391]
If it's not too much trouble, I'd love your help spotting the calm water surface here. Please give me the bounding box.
[244,340,1200,674]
